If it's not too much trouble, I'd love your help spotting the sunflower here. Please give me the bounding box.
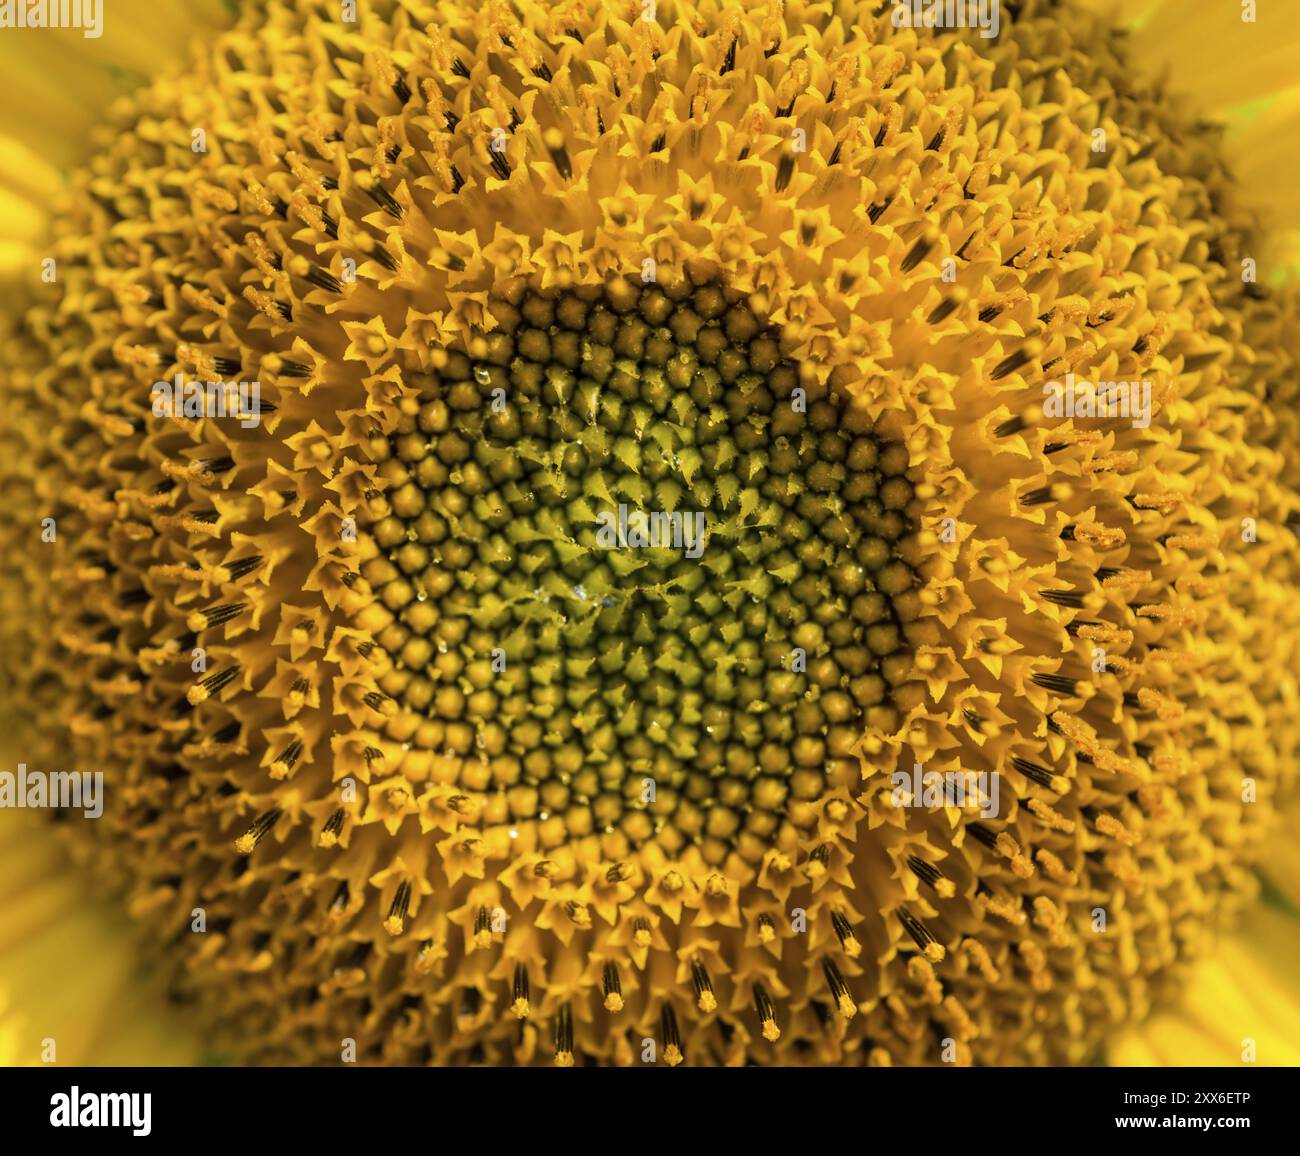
[2,0,1299,1068]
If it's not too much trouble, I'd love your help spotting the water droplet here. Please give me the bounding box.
[437,641,448,653]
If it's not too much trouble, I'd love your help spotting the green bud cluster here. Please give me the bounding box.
[361,274,918,865]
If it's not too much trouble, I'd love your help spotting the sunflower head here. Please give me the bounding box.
[2,0,1299,1067]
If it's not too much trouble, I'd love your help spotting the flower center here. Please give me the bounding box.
[359,274,918,863]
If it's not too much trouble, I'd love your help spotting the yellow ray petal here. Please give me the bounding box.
[0,0,232,167]
[1109,905,1300,1067]
[1127,1,1300,107]
[0,810,204,1066]
[0,0,233,285]
[1077,0,1300,277]
[1076,0,1299,99]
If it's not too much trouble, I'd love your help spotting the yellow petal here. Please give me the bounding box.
[0,810,204,1066]
[0,0,233,284]
[1077,0,1300,277]
[0,1,232,167]
[1109,904,1300,1067]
